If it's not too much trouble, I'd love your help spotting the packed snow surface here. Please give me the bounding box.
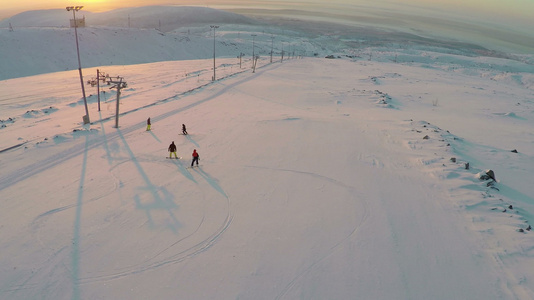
[1,6,534,300]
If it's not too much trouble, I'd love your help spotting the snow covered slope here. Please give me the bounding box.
[1,50,534,299]
[1,5,534,300]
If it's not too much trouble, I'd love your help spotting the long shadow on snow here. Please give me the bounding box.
[148,130,162,143]
[192,167,228,199]
[69,135,89,300]
[185,134,199,148]
[22,137,88,300]
[117,129,181,233]
[98,111,113,165]
[170,158,197,183]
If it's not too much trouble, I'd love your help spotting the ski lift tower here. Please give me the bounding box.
[108,76,127,128]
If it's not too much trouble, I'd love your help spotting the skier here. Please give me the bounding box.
[168,141,178,159]
[182,124,188,135]
[146,117,151,131]
[191,149,199,167]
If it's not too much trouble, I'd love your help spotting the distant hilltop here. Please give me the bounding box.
[0,6,300,81]
[1,5,532,81]
[0,6,259,31]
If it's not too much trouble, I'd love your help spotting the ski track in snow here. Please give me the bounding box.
[244,167,371,300]
[0,62,288,292]
[72,64,287,286]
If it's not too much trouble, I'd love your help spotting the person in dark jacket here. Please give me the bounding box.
[182,124,188,135]
[191,149,199,167]
[168,141,178,159]
[146,117,151,131]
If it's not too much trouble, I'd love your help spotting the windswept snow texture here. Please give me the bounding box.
[1,6,534,300]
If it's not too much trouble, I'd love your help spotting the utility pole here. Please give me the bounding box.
[252,55,259,73]
[108,76,127,128]
[287,43,291,60]
[210,25,219,81]
[66,6,90,124]
[251,34,257,68]
[270,35,274,63]
[238,52,245,69]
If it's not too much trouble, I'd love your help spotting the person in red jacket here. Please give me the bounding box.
[146,117,151,131]
[191,149,199,167]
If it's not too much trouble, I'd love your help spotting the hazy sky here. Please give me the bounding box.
[1,0,533,25]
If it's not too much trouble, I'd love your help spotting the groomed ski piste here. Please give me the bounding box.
[1,5,534,300]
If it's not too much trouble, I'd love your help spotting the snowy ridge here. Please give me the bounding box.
[2,6,533,81]
[0,6,257,29]
[406,119,534,298]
